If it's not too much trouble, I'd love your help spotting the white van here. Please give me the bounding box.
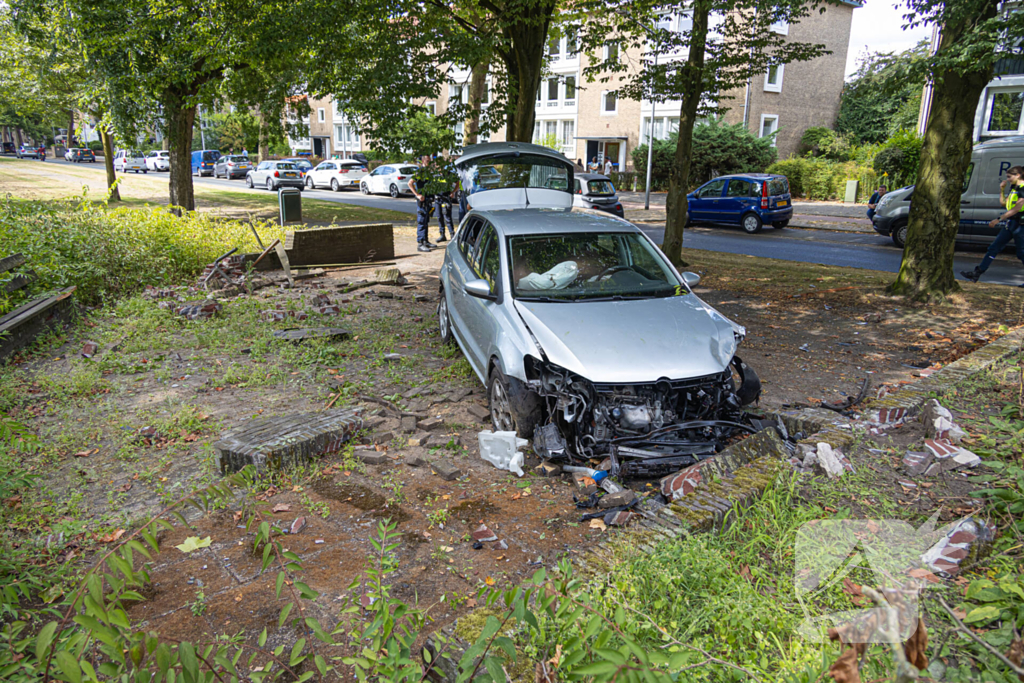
[113,149,147,174]
[872,136,1024,248]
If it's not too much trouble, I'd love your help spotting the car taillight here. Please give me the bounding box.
[274,171,280,178]
[397,176,406,180]
[361,167,368,172]
[340,169,349,173]
[761,182,768,209]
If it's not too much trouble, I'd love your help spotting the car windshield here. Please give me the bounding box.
[768,177,789,195]
[587,180,615,196]
[276,163,296,170]
[460,154,570,195]
[158,152,169,157]
[226,155,248,162]
[202,151,220,161]
[509,232,681,301]
[398,166,418,174]
[129,151,143,158]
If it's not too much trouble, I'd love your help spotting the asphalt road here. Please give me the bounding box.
[20,159,1024,287]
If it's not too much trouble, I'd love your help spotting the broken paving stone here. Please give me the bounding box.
[311,293,332,305]
[314,304,340,316]
[598,489,637,509]
[403,386,427,399]
[177,301,222,320]
[355,450,389,465]
[814,443,853,478]
[383,353,403,362]
[920,399,966,443]
[374,431,394,444]
[400,416,419,433]
[407,432,432,447]
[921,516,993,576]
[471,525,498,542]
[272,328,350,342]
[289,517,307,535]
[431,462,461,481]
[418,417,445,431]
[374,267,404,284]
[903,451,934,477]
[466,403,490,420]
[81,341,99,358]
[535,462,563,477]
[604,510,635,527]
[404,456,428,468]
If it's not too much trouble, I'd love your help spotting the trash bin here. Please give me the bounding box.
[844,179,858,204]
[279,187,302,225]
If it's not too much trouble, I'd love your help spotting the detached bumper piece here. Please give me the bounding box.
[528,356,762,478]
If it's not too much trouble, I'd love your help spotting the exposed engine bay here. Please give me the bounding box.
[526,356,762,478]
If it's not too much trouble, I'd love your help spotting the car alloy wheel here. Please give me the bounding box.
[893,223,908,249]
[266,178,274,191]
[331,179,339,192]
[389,184,399,198]
[306,176,314,189]
[438,289,454,345]
[246,175,253,188]
[360,182,370,195]
[742,213,763,234]
[489,373,516,433]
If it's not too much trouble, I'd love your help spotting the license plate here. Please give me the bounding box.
[777,200,788,207]
[285,172,295,178]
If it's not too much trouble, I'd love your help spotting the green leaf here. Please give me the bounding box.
[574,661,621,676]
[258,628,268,647]
[279,602,294,628]
[56,649,83,683]
[484,655,506,683]
[289,638,306,666]
[174,536,212,554]
[963,605,1001,624]
[36,621,58,660]
[275,572,285,599]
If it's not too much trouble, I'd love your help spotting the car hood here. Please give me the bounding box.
[513,295,743,383]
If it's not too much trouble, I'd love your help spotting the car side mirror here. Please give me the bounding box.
[681,272,700,288]
[464,279,494,300]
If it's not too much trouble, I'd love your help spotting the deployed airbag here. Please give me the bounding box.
[517,260,579,291]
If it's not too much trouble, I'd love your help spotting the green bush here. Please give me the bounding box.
[632,118,777,191]
[0,197,283,315]
[766,157,879,201]
[874,128,922,188]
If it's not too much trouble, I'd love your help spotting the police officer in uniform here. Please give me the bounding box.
[961,165,1024,286]
[409,155,438,252]
[434,158,458,242]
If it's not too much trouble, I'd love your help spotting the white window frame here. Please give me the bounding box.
[770,18,789,35]
[601,90,618,115]
[759,114,779,145]
[603,42,619,63]
[561,120,574,147]
[425,101,437,116]
[982,86,1024,136]
[764,64,783,93]
[547,77,559,106]
[317,108,326,123]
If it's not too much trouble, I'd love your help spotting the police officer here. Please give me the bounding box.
[409,156,438,252]
[434,158,458,242]
[961,165,1024,286]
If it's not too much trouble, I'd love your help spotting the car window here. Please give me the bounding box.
[962,162,974,194]
[459,154,570,195]
[276,162,296,170]
[459,218,485,264]
[476,225,501,292]
[697,179,725,198]
[726,179,753,197]
[574,179,582,194]
[399,166,418,174]
[379,166,392,174]
[587,180,615,195]
[767,177,789,196]
[202,151,220,161]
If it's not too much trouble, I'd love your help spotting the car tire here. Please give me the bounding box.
[389,184,399,198]
[892,221,908,249]
[772,220,789,229]
[438,287,455,346]
[741,212,763,234]
[246,175,253,188]
[331,179,339,192]
[143,170,147,174]
[266,178,275,192]
[306,176,314,189]
[488,365,544,439]
[360,182,370,195]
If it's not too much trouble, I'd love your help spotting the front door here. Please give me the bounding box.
[604,143,620,172]
[690,179,726,221]
[721,178,755,224]
[586,141,599,168]
[312,138,324,157]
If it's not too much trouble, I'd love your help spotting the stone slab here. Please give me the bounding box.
[214,409,363,473]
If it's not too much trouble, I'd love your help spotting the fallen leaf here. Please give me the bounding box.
[903,617,928,671]
[466,598,477,608]
[272,503,291,513]
[175,536,212,553]
[440,545,454,552]
[234,595,242,602]
[98,529,126,543]
[908,567,941,584]
[738,565,752,581]
[484,576,495,586]
[589,518,607,531]
[117,483,132,493]
[73,450,91,458]
[233,510,243,523]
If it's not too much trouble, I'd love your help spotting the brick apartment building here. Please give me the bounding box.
[289,2,859,167]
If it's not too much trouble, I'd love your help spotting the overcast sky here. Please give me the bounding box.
[844,1,933,78]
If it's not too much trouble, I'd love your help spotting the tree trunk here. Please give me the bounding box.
[466,58,491,145]
[15,128,23,148]
[99,124,120,203]
[888,3,998,300]
[663,0,710,268]
[258,109,270,162]
[499,2,554,142]
[164,89,198,214]
[68,110,76,146]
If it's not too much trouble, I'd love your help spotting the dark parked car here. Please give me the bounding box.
[70,148,96,163]
[2,142,16,155]
[687,173,792,233]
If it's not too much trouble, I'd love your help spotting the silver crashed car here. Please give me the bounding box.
[438,142,760,477]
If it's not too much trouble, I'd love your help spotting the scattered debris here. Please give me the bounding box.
[471,525,497,542]
[177,300,222,321]
[478,430,527,477]
[271,328,351,342]
[919,399,966,443]
[288,517,307,535]
[81,341,99,358]
[902,451,933,477]
[921,516,993,575]
[597,489,636,509]
[431,462,461,481]
[814,443,853,478]
[374,267,406,285]
[923,439,981,472]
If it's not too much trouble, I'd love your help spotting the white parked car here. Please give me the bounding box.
[360,164,418,198]
[306,159,369,191]
[145,150,170,171]
[114,150,147,173]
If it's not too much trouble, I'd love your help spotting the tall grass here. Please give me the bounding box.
[0,196,285,314]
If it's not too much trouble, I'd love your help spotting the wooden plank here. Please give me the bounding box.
[0,287,76,363]
[4,270,36,293]
[274,241,294,286]
[0,287,76,332]
[0,253,26,274]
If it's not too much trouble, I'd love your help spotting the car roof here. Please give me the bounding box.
[576,173,611,181]
[708,173,781,180]
[474,207,636,236]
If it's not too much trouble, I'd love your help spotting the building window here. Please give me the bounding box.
[602,91,617,114]
[545,121,558,142]
[764,64,783,93]
[533,121,541,143]
[547,77,559,104]
[642,116,679,141]
[548,36,560,58]
[425,102,436,116]
[604,42,619,63]
[760,114,779,145]
[565,76,576,104]
[770,18,789,35]
[984,88,1024,135]
[561,120,574,146]
[566,29,578,57]
[335,124,358,145]
[677,10,693,34]
[450,83,465,105]
[317,108,325,123]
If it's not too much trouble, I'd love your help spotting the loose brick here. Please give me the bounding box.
[213,409,363,473]
[432,461,462,481]
[466,403,490,420]
[400,416,418,433]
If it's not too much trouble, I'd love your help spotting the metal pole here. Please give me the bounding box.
[199,105,206,149]
[644,27,658,212]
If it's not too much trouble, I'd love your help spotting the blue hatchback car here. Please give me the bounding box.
[687,173,793,233]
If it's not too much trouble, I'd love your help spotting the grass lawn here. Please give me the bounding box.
[0,156,410,224]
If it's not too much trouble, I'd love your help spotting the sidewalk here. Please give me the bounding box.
[618,191,875,234]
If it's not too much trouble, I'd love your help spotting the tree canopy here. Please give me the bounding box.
[835,42,929,144]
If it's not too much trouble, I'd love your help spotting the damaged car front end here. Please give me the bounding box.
[440,142,762,479]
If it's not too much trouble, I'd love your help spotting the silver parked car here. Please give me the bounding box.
[360,164,418,197]
[572,173,624,218]
[214,154,252,179]
[438,143,761,477]
[246,160,305,191]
